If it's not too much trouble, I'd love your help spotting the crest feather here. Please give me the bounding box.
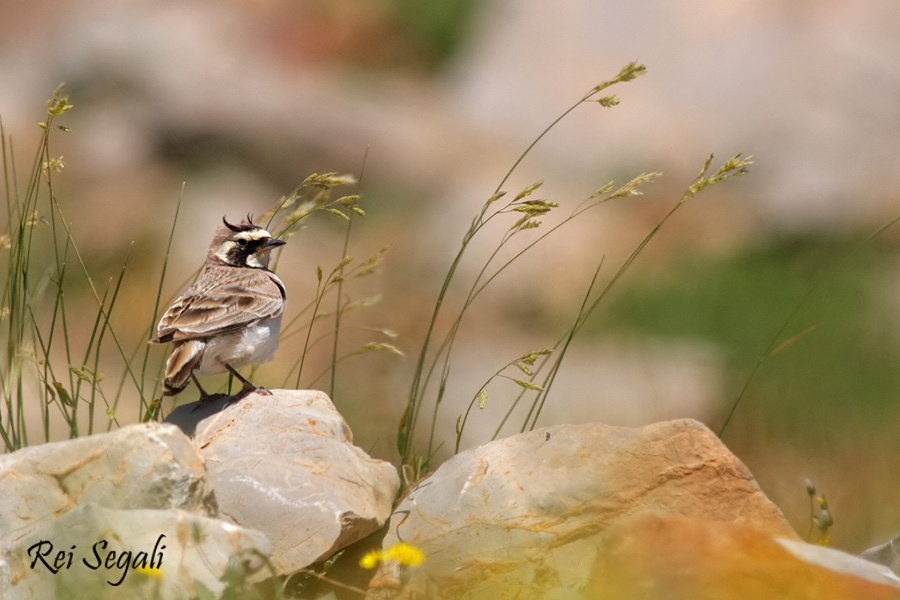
[222,214,258,232]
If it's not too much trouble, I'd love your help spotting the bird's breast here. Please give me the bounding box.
[197,315,283,374]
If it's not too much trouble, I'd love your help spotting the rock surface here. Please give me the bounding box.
[12,403,891,599]
[193,389,400,574]
[589,512,900,600]
[1,504,270,600]
[368,418,798,598]
[0,423,216,545]
[861,533,900,577]
[0,422,271,599]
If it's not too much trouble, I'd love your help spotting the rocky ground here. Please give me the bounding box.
[2,0,900,565]
[2,390,899,599]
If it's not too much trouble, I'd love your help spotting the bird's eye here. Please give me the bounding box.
[236,239,248,246]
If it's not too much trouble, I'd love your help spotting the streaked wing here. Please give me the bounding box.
[154,268,285,342]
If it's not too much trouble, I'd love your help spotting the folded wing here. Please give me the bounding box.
[152,270,285,343]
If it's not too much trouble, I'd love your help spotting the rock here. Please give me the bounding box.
[368,418,797,598]
[0,421,273,599]
[193,389,399,574]
[861,533,900,576]
[1,503,270,600]
[588,512,900,600]
[779,537,900,589]
[0,422,216,545]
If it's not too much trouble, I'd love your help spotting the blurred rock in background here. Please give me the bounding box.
[1,0,899,553]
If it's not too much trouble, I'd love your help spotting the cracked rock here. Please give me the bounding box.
[368,418,798,599]
[0,423,216,546]
[1,503,270,600]
[193,389,399,575]
[0,423,274,599]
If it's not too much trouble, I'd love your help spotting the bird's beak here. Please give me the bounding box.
[262,238,286,250]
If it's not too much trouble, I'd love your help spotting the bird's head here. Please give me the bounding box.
[209,215,285,269]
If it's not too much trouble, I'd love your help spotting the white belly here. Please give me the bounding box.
[196,315,283,375]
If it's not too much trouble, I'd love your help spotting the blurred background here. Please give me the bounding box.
[2,0,900,552]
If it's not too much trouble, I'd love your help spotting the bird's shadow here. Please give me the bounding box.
[163,390,252,437]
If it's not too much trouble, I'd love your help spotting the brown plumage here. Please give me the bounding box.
[151,216,286,398]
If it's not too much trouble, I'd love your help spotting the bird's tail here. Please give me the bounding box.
[163,339,205,395]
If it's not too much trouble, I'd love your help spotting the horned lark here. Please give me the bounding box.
[151,216,286,399]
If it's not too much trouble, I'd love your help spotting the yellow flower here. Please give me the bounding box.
[359,549,383,570]
[358,543,425,569]
[384,543,425,567]
[135,564,163,579]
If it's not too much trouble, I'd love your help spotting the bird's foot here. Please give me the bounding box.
[233,386,271,402]
[191,392,231,412]
[223,364,271,397]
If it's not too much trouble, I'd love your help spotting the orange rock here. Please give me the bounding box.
[370,419,800,598]
[589,513,900,600]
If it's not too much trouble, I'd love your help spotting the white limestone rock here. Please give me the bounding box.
[193,389,399,574]
[1,503,270,600]
[0,423,216,546]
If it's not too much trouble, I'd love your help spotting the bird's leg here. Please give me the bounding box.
[225,364,272,396]
[192,372,212,399]
[190,372,230,411]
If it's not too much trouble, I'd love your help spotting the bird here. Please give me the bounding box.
[150,215,287,400]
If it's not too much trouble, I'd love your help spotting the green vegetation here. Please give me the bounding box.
[396,63,751,485]
[393,0,481,68]
[8,61,896,599]
[1,86,135,449]
[0,88,384,447]
[0,65,754,480]
[596,235,900,445]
